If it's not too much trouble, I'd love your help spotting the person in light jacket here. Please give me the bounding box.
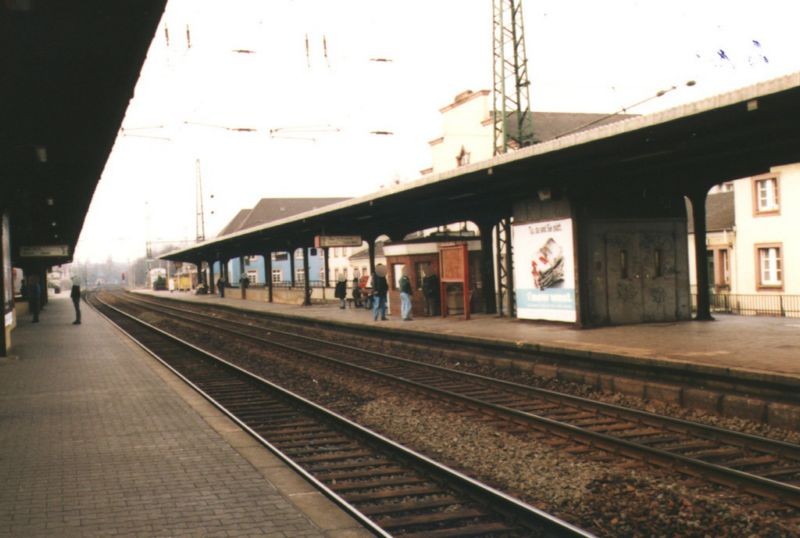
[399,267,413,321]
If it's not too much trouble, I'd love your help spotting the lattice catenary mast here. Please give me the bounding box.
[492,0,533,316]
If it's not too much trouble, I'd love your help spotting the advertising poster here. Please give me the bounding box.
[512,218,577,322]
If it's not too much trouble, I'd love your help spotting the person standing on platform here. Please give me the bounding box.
[422,271,439,317]
[371,264,389,321]
[70,275,81,325]
[352,275,362,308]
[334,274,347,309]
[399,268,413,321]
[217,276,225,298]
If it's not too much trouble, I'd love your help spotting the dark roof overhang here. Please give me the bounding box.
[1,1,168,269]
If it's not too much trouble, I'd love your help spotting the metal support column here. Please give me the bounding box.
[689,189,713,321]
[239,256,246,299]
[263,252,273,303]
[323,247,330,288]
[209,262,216,294]
[495,217,514,317]
[302,247,311,306]
[478,221,498,314]
[289,247,296,288]
[367,239,376,278]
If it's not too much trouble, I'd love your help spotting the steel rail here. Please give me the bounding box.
[91,293,592,537]
[116,291,800,509]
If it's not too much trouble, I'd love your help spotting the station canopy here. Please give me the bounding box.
[161,73,800,265]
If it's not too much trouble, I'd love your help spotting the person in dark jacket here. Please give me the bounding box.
[422,271,439,316]
[334,274,347,309]
[352,276,362,308]
[217,276,225,298]
[70,275,81,324]
[371,264,389,321]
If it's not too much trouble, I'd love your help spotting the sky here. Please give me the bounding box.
[74,0,800,263]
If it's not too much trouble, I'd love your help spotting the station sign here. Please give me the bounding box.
[19,244,69,257]
[314,235,362,248]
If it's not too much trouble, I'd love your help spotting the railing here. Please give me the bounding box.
[268,280,326,289]
[693,293,800,318]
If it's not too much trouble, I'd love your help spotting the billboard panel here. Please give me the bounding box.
[512,218,577,322]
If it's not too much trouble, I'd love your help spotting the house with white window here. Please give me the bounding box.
[688,163,800,316]
[732,164,799,295]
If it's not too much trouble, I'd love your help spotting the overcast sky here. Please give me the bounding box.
[74,0,800,263]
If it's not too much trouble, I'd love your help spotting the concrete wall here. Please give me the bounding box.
[585,219,691,325]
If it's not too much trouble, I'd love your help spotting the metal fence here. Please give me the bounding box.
[266,280,327,289]
[693,293,800,318]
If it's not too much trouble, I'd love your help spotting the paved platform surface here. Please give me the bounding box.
[137,289,800,383]
[0,294,373,538]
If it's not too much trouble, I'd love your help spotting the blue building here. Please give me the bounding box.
[213,197,347,287]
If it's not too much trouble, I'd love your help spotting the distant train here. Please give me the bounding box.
[148,267,167,290]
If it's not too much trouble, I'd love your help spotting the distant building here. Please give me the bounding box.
[214,197,348,286]
[424,89,635,176]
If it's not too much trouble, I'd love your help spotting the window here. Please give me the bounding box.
[757,245,782,289]
[719,249,730,285]
[753,175,780,214]
[415,261,432,289]
[295,249,303,259]
[295,268,305,284]
[653,249,663,278]
[392,263,405,289]
[272,252,288,261]
[271,269,282,283]
[620,250,629,279]
[246,270,258,285]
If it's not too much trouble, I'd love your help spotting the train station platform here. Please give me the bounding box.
[135,288,800,384]
[0,294,373,538]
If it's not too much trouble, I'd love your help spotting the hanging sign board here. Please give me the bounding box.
[512,218,577,322]
[20,244,69,257]
[438,243,470,320]
[314,235,362,248]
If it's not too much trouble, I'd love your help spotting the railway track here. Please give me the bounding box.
[112,291,800,510]
[90,293,590,537]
